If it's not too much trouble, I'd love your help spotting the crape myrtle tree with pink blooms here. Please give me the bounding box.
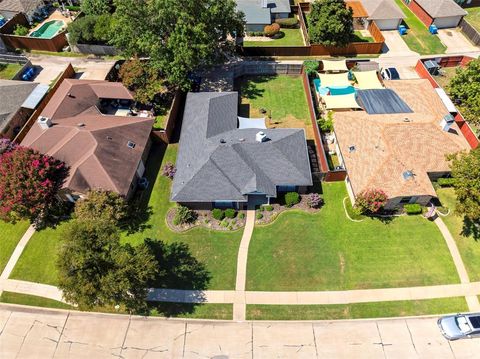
[354,188,388,214]
[0,140,69,227]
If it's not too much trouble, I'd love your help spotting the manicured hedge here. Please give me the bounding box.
[438,178,455,187]
[225,208,237,219]
[212,208,225,220]
[404,204,422,215]
[285,192,300,207]
[275,17,299,28]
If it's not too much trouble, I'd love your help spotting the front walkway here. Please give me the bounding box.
[0,225,35,281]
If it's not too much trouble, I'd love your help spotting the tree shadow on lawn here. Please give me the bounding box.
[235,75,274,101]
[462,217,480,241]
[122,143,167,235]
[144,239,211,316]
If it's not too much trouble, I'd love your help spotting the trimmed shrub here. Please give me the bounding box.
[355,189,388,214]
[14,25,29,36]
[256,212,263,220]
[247,31,265,36]
[225,208,237,219]
[307,193,323,208]
[162,162,176,179]
[275,17,299,28]
[65,5,81,11]
[264,23,281,37]
[238,212,245,219]
[173,206,197,225]
[212,208,225,221]
[438,178,455,187]
[220,219,229,227]
[262,205,274,211]
[404,203,422,215]
[285,192,300,207]
[304,60,319,75]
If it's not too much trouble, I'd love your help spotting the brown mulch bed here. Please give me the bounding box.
[255,195,321,225]
[166,208,247,232]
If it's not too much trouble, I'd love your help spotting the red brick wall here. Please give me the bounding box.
[409,0,434,27]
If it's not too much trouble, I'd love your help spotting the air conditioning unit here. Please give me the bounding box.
[37,116,52,130]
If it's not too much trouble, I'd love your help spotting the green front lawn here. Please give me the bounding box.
[394,0,447,55]
[436,187,480,282]
[150,303,232,320]
[0,220,29,274]
[247,297,468,320]
[247,182,460,291]
[0,291,73,310]
[11,145,242,290]
[0,63,22,79]
[243,29,305,47]
[466,7,480,31]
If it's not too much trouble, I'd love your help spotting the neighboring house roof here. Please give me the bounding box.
[0,79,38,132]
[21,79,154,197]
[333,79,470,200]
[171,92,312,202]
[359,0,405,20]
[0,0,44,14]
[236,0,290,25]
[414,0,467,18]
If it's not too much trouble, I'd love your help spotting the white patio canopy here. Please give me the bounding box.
[238,116,267,129]
[318,72,351,88]
[352,70,384,90]
[321,59,348,72]
[323,94,362,110]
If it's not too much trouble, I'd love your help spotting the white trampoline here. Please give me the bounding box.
[238,116,267,129]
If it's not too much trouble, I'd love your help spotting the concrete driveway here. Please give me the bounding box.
[437,29,479,54]
[1,304,479,358]
[380,30,418,60]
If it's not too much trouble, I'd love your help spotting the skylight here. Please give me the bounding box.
[127,141,136,149]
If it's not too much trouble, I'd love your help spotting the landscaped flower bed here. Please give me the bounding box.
[166,208,247,232]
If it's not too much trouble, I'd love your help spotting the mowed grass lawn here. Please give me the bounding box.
[394,0,447,55]
[436,187,480,282]
[243,29,305,47]
[0,63,22,79]
[247,182,459,291]
[237,75,314,138]
[11,145,242,290]
[466,7,480,31]
[0,220,29,274]
[247,297,468,320]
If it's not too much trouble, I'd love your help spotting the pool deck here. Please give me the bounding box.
[29,10,72,35]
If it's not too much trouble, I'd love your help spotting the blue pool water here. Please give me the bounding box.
[313,78,355,96]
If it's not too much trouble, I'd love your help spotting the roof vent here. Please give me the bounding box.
[127,140,136,149]
[440,114,455,132]
[106,136,113,140]
[220,138,226,144]
[67,93,75,98]
[37,116,52,130]
[403,170,414,181]
[348,145,356,153]
[77,123,85,128]
[238,138,245,142]
[256,131,267,143]
[403,117,411,122]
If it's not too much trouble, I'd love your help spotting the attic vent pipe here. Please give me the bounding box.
[220,139,226,144]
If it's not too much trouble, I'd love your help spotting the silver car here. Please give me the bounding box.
[438,313,480,340]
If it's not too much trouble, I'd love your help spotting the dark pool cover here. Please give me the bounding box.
[357,89,413,114]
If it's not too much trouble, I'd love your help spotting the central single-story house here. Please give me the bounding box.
[21,79,154,201]
[359,0,405,30]
[406,0,467,28]
[0,79,48,139]
[0,0,45,21]
[171,92,313,209]
[332,79,471,210]
[236,0,291,32]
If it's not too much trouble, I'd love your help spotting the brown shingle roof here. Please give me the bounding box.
[0,0,44,14]
[21,79,153,197]
[333,79,470,199]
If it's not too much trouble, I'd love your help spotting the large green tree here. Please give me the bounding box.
[80,0,112,15]
[448,59,480,126]
[57,220,157,313]
[308,0,353,47]
[449,148,480,223]
[73,189,128,226]
[109,0,245,90]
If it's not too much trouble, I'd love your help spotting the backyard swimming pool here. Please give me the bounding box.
[29,20,64,39]
[314,78,356,96]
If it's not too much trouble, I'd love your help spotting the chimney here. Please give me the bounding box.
[37,116,52,130]
[261,0,268,8]
[256,131,267,142]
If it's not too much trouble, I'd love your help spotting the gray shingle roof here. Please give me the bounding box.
[414,0,466,18]
[171,92,312,202]
[360,0,405,20]
[0,79,38,132]
[236,0,291,25]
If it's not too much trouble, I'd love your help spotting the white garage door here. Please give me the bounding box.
[373,19,402,30]
[433,16,462,29]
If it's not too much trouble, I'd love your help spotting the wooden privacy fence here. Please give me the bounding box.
[151,90,185,144]
[0,12,68,52]
[459,18,480,46]
[14,64,76,144]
